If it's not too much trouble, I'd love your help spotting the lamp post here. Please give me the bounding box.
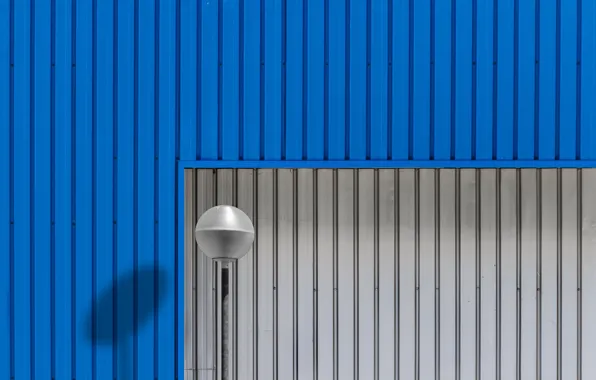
[195,205,255,380]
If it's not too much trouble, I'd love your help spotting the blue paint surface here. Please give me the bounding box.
[1,1,595,378]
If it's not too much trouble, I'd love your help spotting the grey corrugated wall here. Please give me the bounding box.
[186,168,596,380]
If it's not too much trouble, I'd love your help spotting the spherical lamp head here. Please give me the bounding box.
[195,205,255,260]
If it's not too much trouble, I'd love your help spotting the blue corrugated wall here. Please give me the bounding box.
[1,0,595,378]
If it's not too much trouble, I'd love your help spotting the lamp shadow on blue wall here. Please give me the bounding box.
[85,266,169,379]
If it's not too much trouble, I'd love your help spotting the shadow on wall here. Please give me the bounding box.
[85,266,169,379]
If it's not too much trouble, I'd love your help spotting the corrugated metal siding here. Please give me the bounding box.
[2,0,596,378]
[187,168,596,380]
[179,0,596,162]
[0,0,178,378]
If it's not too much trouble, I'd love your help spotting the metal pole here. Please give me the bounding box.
[213,258,237,380]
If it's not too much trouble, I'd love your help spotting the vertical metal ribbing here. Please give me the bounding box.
[496,169,502,380]
[233,169,238,207]
[536,169,542,380]
[577,169,582,380]
[434,169,441,380]
[313,169,319,380]
[353,169,359,380]
[293,169,299,380]
[556,168,562,380]
[214,170,219,377]
[332,170,339,380]
[374,169,380,380]
[415,169,420,380]
[253,169,259,380]
[215,261,222,380]
[233,169,239,380]
[190,172,198,377]
[455,169,461,380]
[191,171,198,378]
[190,168,596,380]
[230,261,238,380]
[190,167,596,380]
[475,169,482,380]
[214,169,219,204]
[273,169,279,380]
[394,169,400,380]
[516,169,522,380]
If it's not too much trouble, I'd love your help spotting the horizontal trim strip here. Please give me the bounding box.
[179,160,596,169]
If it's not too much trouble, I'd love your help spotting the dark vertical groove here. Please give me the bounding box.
[577,169,582,380]
[293,169,299,380]
[237,0,244,152]
[555,0,561,159]
[472,0,478,159]
[213,170,218,379]
[8,0,14,375]
[30,0,36,375]
[516,169,522,380]
[217,0,222,160]
[273,169,278,380]
[153,0,160,372]
[259,0,264,160]
[408,0,413,159]
[332,169,339,380]
[373,169,379,380]
[172,0,182,352]
[344,0,350,159]
[313,169,319,380]
[556,169,562,380]
[475,169,482,380]
[175,0,181,161]
[496,169,502,380]
[233,169,238,207]
[192,173,198,377]
[92,0,98,373]
[434,170,440,380]
[449,0,455,160]
[534,0,540,159]
[575,0,582,159]
[513,0,519,159]
[365,0,371,159]
[197,0,202,159]
[253,169,259,380]
[111,0,118,371]
[455,169,461,380]
[394,169,400,380]
[233,246,240,380]
[323,0,328,159]
[281,0,286,159]
[429,0,435,159]
[387,0,393,159]
[211,251,217,380]
[49,0,55,374]
[492,0,498,159]
[536,169,542,380]
[415,169,420,380]
[71,0,78,366]
[238,0,244,157]
[71,0,77,365]
[133,0,139,375]
[353,169,359,380]
[301,0,307,160]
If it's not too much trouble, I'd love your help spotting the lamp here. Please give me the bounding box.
[195,205,255,380]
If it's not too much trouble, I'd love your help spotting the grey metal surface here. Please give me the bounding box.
[213,259,237,380]
[185,168,596,380]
